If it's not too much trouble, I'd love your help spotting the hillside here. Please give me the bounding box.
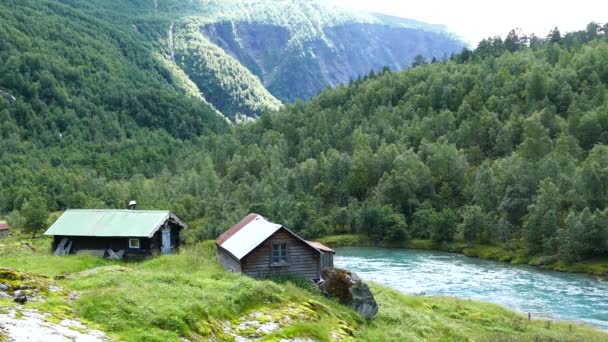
[0,235,606,341]
[3,22,608,273]
[46,0,463,118]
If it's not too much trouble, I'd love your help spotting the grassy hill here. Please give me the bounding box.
[0,234,605,341]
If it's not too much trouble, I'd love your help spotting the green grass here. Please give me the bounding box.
[319,234,608,277]
[0,236,607,341]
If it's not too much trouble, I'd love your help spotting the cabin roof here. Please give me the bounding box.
[216,213,322,260]
[305,241,335,253]
[44,209,187,238]
[0,221,9,231]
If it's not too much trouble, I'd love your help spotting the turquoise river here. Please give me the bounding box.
[334,247,608,330]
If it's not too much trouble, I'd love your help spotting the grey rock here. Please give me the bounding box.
[0,291,10,298]
[320,267,378,320]
[0,283,9,291]
[13,290,27,304]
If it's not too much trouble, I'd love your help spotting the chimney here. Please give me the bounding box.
[128,200,137,210]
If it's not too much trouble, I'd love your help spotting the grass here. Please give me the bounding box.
[318,234,608,277]
[0,233,607,341]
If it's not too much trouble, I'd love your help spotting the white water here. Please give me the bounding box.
[335,247,608,330]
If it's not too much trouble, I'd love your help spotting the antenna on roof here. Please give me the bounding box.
[128,200,137,210]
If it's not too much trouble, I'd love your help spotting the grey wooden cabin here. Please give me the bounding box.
[216,214,335,282]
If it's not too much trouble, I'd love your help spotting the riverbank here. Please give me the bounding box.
[318,235,608,278]
[1,236,607,340]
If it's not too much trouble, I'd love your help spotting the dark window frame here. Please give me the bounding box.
[271,241,288,266]
[129,238,140,249]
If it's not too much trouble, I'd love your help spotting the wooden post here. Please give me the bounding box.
[528,312,531,321]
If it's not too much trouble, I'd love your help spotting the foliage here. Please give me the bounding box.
[1,14,608,266]
[21,198,49,237]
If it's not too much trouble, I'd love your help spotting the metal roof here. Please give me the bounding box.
[216,213,322,260]
[44,210,187,238]
[0,221,9,231]
[305,241,335,253]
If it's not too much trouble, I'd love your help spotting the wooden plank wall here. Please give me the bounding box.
[241,229,321,280]
[216,247,242,273]
[320,253,333,269]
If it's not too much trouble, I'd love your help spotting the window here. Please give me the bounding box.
[129,238,140,249]
[272,243,287,264]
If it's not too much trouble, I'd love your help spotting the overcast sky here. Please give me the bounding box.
[331,0,607,46]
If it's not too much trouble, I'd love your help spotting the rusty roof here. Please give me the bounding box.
[305,241,335,253]
[0,221,8,231]
[215,213,260,245]
[216,213,323,260]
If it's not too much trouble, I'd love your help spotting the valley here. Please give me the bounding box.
[0,0,607,340]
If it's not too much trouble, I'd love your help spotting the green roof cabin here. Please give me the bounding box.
[44,208,187,260]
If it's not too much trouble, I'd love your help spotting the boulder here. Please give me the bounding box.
[320,267,378,320]
[13,290,27,304]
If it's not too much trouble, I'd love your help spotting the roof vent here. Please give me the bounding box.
[128,200,137,210]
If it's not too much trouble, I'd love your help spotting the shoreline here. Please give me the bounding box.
[317,235,608,279]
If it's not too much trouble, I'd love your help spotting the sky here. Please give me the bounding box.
[331,0,607,46]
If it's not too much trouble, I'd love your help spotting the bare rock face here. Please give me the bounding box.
[320,267,378,320]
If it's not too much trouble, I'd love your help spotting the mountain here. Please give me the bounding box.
[50,0,463,119]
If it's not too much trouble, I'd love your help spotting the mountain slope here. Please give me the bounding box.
[171,0,464,107]
[56,0,463,118]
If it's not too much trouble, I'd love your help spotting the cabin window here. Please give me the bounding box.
[129,238,140,249]
[272,243,287,264]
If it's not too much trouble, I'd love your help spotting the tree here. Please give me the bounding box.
[522,180,562,254]
[586,22,600,41]
[526,67,548,102]
[429,209,459,243]
[21,198,49,237]
[548,27,561,43]
[473,162,498,212]
[559,208,607,262]
[504,29,521,52]
[358,202,408,242]
[460,205,493,243]
[519,114,552,160]
[412,54,428,67]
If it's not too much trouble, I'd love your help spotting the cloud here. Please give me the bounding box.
[331,0,606,46]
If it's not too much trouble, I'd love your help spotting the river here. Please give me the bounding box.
[334,247,608,330]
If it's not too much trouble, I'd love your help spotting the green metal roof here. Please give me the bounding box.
[44,210,186,238]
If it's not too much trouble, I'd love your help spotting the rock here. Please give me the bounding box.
[0,283,9,291]
[13,290,27,304]
[0,291,10,298]
[320,267,378,320]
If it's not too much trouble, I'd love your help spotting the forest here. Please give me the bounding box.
[2,18,608,264]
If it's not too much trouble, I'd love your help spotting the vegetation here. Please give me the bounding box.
[3,19,608,269]
[0,234,606,341]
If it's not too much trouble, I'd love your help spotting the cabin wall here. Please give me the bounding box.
[0,230,8,238]
[241,229,321,281]
[320,253,334,269]
[216,247,242,273]
[52,235,153,259]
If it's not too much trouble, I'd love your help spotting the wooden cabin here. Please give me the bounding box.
[44,209,187,260]
[215,214,335,282]
[0,221,9,238]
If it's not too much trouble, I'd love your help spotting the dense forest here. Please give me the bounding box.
[2,17,608,263]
